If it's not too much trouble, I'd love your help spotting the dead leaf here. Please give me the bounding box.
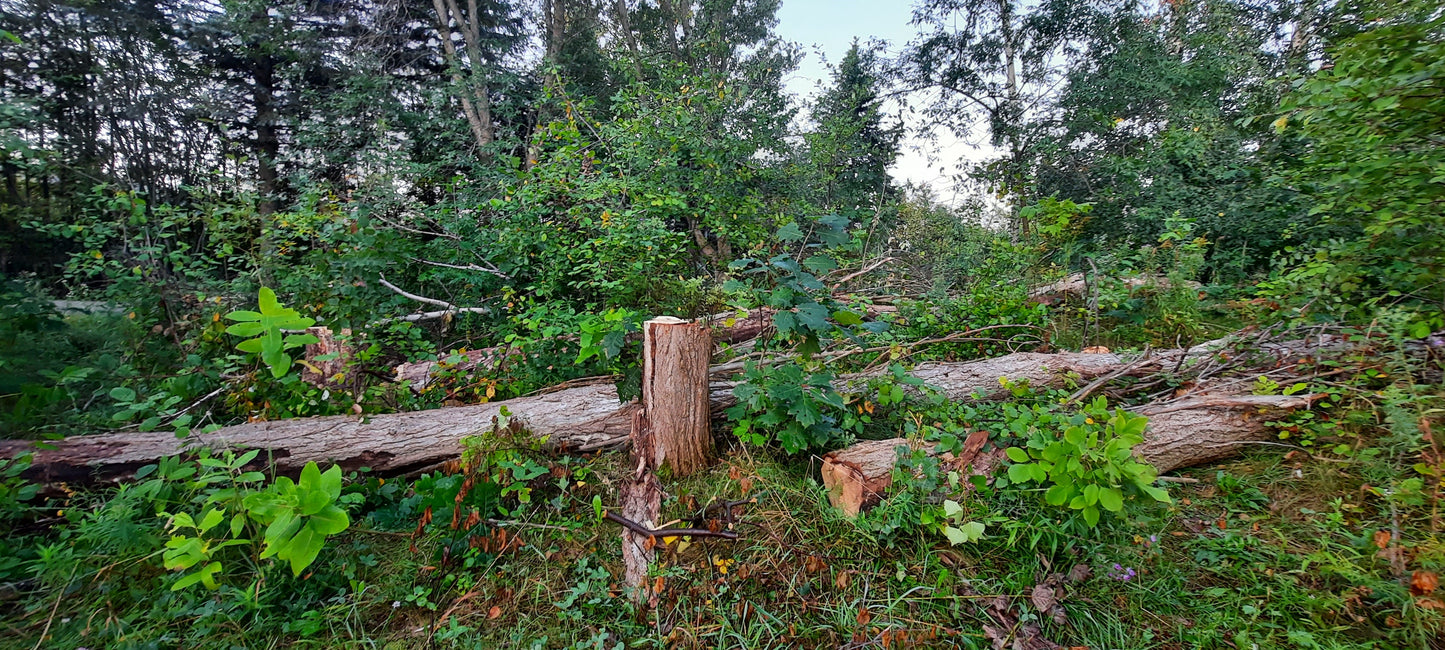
[856,606,871,626]
[739,476,754,494]
[1411,570,1439,596]
[1081,346,1110,354]
[1031,583,1058,614]
[805,555,827,573]
[1373,530,1393,550]
[729,466,741,481]
[835,571,851,590]
[487,605,501,620]
[1067,564,1092,583]
[1416,597,1444,611]
[654,576,665,594]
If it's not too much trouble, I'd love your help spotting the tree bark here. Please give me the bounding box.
[643,317,712,476]
[2,340,1340,485]
[818,391,1322,516]
[300,327,354,391]
[618,409,660,607]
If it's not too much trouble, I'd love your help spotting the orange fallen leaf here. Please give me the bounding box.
[1411,570,1439,596]
[487,605,501,620]
[1373,530,1393,550]
[856,606,871,626]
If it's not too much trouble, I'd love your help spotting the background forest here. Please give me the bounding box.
[1,0,1443,647]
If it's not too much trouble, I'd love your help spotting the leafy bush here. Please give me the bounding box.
[998,397,1171,528]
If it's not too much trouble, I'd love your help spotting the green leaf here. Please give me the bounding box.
[199,508,225,532]
[1045,484,1071,506]
[943,521,986,545]
[1081,505,1100,527]
[318,464,343,501]
[1099,487,1124,512]
[1005,447,1031,463]
[258,287,283,315]
[802,255,838,273]
[832,310,863,326]
[226,322,264,337]
[942,499,963,518]
[108,387,136,402]
[226,310,261,322]
[776,223,805,242]
[285,525,325,576]
[308,504,350,535]
[1007,462,1034,484]
[795,302,831,332]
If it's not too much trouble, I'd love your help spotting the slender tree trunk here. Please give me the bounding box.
[612,0,645,80]
[643,317,713,476]
[431,0,494,151]
[253,52,280,219]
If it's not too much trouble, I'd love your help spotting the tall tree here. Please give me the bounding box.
[900,0,1090,231]
[807,40,901,215]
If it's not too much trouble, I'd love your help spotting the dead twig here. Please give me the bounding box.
[604,511,740,540]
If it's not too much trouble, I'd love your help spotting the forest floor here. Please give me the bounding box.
[8,438,1437,649]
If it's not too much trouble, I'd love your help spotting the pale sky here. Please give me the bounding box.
[774,0,994,206]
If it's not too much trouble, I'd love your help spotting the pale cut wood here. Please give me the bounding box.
[822,432,999,517]
[643,317,713,476]
[820,391,1321,516]
[300,327,354,390]
[619,410,660,607]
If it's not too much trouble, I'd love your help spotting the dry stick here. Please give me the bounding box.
[1066,345,1153,404]
[31,566,76,650]
[829,256,896,291]
[604,511,739,540]
[377,274,492,320]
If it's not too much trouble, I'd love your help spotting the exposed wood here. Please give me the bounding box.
[820,391,1323,516]
[300,327,354,391]
[643,317,713,476]
[822,432,1001,517]
[618,409,660,607]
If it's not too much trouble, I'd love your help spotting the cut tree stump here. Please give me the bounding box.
[618,409,661,607]
[300,327,354,390]
[822,431,998,517]
[643,317,713,476]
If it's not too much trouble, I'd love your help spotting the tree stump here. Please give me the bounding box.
[619,409,661,607]
[642,316,713,476]
[300,327,354,390]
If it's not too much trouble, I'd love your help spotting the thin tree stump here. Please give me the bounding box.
[300,327,354,390]
[618,409,661,607]
[643,317,713,476]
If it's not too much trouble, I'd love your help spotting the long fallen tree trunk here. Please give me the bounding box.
[820,390,1321,515]
[1,337,1338,484]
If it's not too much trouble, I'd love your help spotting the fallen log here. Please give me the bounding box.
[1,337,1342,484]
[1,383,639,483]
[818,391,1322,516]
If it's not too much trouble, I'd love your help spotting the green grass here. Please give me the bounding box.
[3,435,1439,649]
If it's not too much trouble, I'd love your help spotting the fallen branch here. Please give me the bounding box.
[378,274,492,319]
[603,512,740,540]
